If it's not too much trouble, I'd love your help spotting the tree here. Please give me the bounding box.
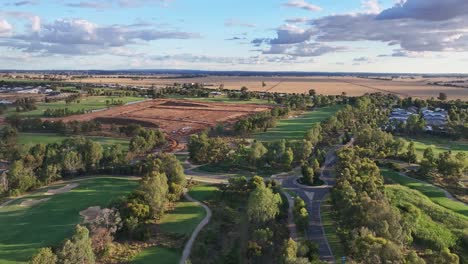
[249,141,268,166]
[406,141,417,164]
[58,225,95,264]
[7,160,36,195]
[438,92,448,101]
[282,148,294,168]
[30,248,58,264]
[301,165,314,185]
[62,151,83,175]
[247,185,281,224]
[139,171,169,219]
[82,140,103,171]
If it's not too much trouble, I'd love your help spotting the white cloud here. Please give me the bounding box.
[361,0,381,14]
[283,0,322,12]
[0,19,13,37]
[0,18,200,56]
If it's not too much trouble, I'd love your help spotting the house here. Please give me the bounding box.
[422,109,448,127]
[389,108,416,123]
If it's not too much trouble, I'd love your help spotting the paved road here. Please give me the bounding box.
[278,140,353,263]
[280,150,337,263]
[179,191,212,264]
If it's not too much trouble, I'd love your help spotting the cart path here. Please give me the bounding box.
[179,191,212,264]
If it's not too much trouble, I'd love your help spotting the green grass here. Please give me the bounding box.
[17,133,129,150]
[132,185,215,264]
[399,136,468,161]
[381,168,468,217]
[14,96,144,117]
[0,177,138,264]
[386,184,468,259]
[132,247,180,264]
[321,196,346,262]
[254,105,343,142]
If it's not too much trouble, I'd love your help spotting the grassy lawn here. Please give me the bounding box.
[398,136,468,161]
[0,177,138,264]
[381,168,467,217]
[15,96,144,117]
[321,195,346,262]
[132,247,180,264]
[254,105,343,142]
[17,133,129,150]
[132,185,214,264]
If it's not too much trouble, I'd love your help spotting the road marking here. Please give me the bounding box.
[304,191,315,201]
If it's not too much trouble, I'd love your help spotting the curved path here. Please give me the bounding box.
[0,175,140,208]
[396,171,467,206]
[179,191,212,264]
[278,140,353,263]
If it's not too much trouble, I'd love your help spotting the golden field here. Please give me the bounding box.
[74,76,468,100]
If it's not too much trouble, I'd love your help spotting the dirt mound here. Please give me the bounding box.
[20,198,50,207]
[160,101,209,108]
[80,206,102,223]
[45,183,79,195]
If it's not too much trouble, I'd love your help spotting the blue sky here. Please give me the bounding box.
[1,0,468,73]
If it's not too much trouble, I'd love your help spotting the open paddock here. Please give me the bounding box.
[51,99,273,137]
[73,76,468,100]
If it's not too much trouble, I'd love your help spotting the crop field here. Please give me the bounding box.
[16,95,144,117]
[17,133,129,149]
[52,99,272,138]
[399,136,468,162]
[73,76,468,100]
[0,177,138,264]
[254,105,343,142]
[381,168,467,216]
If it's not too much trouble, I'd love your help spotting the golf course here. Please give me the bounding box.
[254,105,343,142]
[0,177,138,264]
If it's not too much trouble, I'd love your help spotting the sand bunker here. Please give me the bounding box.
[20,198,50,207]
[80,206,102,223]
[45,183,79,196]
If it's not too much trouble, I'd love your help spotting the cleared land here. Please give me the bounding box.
[132,185,215,264]
[17,132,129,149]
[73,76,468,100]
[381,168,467,216]
[52,99,272,138]
[0,177,138,264]
[254,105,343,142]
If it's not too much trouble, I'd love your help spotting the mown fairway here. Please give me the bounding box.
[16,96,144,117]
[17,133,130,150]
[0,177,138,264]
[399,136,468,161]
[381,168,467,216]
[254,105,343,142]
[132,185,215,264]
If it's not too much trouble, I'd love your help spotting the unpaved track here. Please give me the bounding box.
[179,191,212,264]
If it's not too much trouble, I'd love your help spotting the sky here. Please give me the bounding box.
[1,0,468,73]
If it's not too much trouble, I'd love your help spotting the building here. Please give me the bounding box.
[422,109,448,127]
[389,108,416,123]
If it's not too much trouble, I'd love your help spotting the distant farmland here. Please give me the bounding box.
[73,76,468,100]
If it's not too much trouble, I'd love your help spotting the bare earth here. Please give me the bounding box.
[80,206,102,223]
[20,198,50,207]
[44,183,79,195]
[48,99,272,137]
[75,76,468,100]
